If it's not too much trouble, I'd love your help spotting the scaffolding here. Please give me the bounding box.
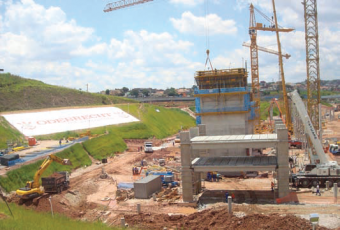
[194,68,255,126]
[195,68,247,90]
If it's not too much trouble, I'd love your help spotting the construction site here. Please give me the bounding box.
[1,0,340,230]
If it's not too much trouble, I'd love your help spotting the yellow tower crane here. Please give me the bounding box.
[248,2,294,133]
[302,0,321,137]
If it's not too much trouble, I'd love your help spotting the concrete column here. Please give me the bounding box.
[334,184,338,204]
[277,128,289,198]
[190,127,201,194]
[198,124,206,136]
[190,127,199,159]
[180,131,194,202]
[228,196,232,213]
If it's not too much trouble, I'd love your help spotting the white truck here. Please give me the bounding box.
[289,90,340,188]
[144,142,153,153]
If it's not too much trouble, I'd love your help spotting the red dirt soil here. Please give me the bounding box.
[123,208,330,230]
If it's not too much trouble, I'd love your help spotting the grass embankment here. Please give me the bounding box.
[0,143,91,192]
[0,117,25,149]
[260,101,279,121]
[0,73,137,112]
[82,133,127,160]
[0,202,116,230]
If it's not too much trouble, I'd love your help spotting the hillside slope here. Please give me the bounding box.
[0,73,136,112]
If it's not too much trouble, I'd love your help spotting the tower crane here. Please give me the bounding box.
[104,0,153,12]
[302,0,321,137]
[248,3,294,133]
[242,42,291,59]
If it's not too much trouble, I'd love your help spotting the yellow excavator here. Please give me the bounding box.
[16,154,72,200]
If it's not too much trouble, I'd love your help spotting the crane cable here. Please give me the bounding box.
[204,0,213,70]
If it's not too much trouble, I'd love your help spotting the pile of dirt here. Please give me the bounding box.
[123,208,330,230]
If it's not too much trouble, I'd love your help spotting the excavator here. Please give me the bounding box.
[16,154,72,200]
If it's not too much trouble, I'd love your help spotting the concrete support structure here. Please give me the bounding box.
[189,127,201,194]
[194,68,255,156]
[276,128,290,197]
[180,131,194,202]
[180,130,290,202]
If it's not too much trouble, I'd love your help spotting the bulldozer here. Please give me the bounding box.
[16,154,72,200]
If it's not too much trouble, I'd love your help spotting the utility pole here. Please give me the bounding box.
[86,84,89,92]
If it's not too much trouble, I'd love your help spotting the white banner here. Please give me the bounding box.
[3,107,139,136]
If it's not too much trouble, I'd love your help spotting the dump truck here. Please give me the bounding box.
[41,172,70,194]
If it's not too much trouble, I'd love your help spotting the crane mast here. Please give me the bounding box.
[271,0,292,133]
[249,4,260,130]
[303,0,321,136]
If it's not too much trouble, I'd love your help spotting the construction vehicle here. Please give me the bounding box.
[289,90,340,188]
[159,159,165,166]
[41,172,70,193]
[144,142,153,153]
[289,140,303,149]
[146,171,179,187]
[16,154,72,199]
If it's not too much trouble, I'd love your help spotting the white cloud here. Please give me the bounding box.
[170,11,237,35]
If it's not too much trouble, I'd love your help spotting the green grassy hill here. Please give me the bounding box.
[0,202,117,230]
[0,73,136,112]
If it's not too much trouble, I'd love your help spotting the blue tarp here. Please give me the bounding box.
[118,182,134,190]
[195,97,201,113]
[196,116,201,125]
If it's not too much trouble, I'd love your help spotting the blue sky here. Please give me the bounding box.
[1,0,340,92]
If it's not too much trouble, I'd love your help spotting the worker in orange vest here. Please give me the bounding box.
[271,181,274,192]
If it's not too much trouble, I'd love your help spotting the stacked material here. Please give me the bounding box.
[0,154,20,166]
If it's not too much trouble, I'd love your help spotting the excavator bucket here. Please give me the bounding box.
[63,159,72,165]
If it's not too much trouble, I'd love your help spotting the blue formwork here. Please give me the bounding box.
[195,87,249,95]
[249,103,256,120]
[195,97,201,113]
[196,116,201,125]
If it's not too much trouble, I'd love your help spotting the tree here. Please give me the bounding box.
[122,87,129,93]
[164,87,177,96]
[105,89,110,95]
[192,85,198,90]
[130,89,139,98]
[142,89,150,97]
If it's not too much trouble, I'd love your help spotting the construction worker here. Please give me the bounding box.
[207,172,212,182]
[316,183,321,196]
[225,191,229,203]
[212,173,217,182]
[271,181,274,192]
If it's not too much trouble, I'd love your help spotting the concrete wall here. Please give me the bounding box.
[201,94,244,110]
